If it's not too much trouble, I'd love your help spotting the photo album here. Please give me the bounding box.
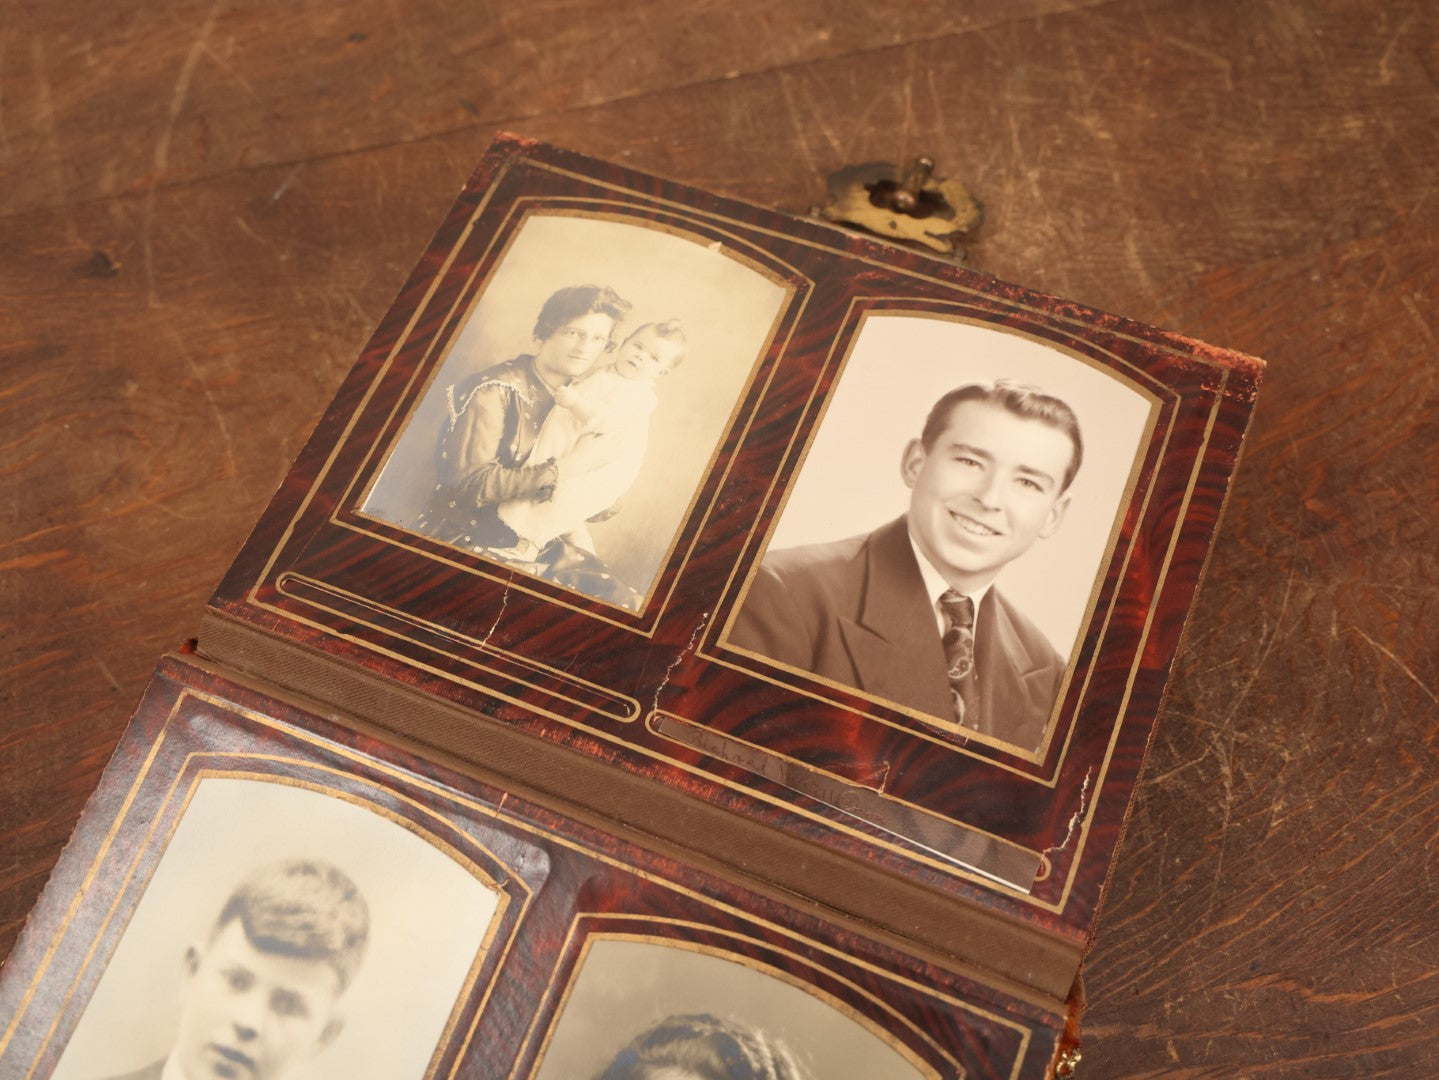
[0,135,1263,1079]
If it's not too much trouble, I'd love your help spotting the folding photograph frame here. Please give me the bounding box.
[3,136,1262,1078]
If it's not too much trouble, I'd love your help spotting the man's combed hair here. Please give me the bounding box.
[921,378,1085,492]
[533,284,632,342]
[216,858,370,991]
[593,1013,811,1080]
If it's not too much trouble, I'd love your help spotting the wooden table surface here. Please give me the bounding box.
[3,2,1435,1075]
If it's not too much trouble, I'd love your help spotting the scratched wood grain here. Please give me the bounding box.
[2,0,1436,1075]
[1,0,1112,218]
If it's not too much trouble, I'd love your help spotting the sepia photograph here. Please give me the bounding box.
[362,212,790,612]
[724,313,1155,756]
[52,776,501,1080]
[533,937,929,1079]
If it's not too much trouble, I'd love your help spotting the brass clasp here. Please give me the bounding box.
[820,156,982,256]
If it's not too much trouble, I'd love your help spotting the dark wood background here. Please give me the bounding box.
[2,2,1434,1075]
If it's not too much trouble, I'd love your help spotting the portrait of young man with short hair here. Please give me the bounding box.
[94,858,369,1080]
[729,379,1084,753]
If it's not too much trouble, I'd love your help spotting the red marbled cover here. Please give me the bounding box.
[0,656,1064,1079]
[207,134,1261,954]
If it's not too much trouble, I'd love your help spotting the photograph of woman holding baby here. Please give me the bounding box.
[417,282,659,607]
[363,214,790,612]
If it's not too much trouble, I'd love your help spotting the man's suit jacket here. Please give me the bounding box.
[728,516,1064,752]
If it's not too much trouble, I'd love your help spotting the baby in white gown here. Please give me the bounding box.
[496,320,687,559]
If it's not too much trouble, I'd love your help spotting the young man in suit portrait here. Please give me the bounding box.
[97,858,369,1080]
[728,379,1083,753]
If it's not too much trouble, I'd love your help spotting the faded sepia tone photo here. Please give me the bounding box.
[363,213,789,611]
[53,777,501,1080]
[725,314,1153,755]
[534,938,929,1079]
